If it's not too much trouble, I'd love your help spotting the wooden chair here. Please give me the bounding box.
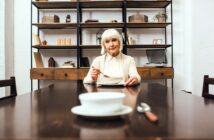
[202,75,214,99]
[0,77,17,100]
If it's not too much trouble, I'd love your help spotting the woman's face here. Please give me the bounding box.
[104,37,120,57]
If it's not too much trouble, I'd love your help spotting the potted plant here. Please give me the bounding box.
[154,12,168,23]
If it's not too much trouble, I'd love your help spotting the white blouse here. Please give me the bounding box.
[102,53,123,78]
[83,53,141,84]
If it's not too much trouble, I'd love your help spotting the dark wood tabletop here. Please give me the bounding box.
[0,80,214,140]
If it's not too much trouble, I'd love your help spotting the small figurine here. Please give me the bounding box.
[54,15,60,23]
[42,40,47,45]
[48,57,56,67]
[66,15,71,23]
[110,20,118,23]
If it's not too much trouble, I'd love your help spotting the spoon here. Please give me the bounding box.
[137,102,158,123]
[92,66,110,78]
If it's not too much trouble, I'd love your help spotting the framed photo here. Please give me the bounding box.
[153,39,162,45]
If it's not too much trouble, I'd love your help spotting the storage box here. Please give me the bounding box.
[42,15,60,23]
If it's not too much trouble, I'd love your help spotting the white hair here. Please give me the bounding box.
[100,29,123,55]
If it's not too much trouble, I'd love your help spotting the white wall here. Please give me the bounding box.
[5,0,15,79]
[191,0,214,96]
[173,0,193,93]
[0,1,5,80]
[14,0,31,94]
[173,0,214,96]
[1,0,14,96]
[0,0,5,96]
[13,0,214,95]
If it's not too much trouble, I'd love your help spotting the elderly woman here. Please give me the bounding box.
[83,29,141,86]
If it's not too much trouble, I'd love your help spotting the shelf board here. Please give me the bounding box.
[126,44,171,48]
[32,45,171,49]
[32,23,170,29]
[32,1,77,9]
[80,23,124,28]
[80,45,101,49]
[32,45,78,49]
[32,23,77,29]
[137,66,173,68]
[126,1,171,8]
[31,67,172,70]
[79,1,123,8]
[127,22,171,28]
[79,44,171,49]
[32,1,171,9]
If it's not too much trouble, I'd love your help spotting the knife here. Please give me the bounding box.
[137,102,158,123]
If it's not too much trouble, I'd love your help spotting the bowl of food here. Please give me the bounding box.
[79,92,125,114]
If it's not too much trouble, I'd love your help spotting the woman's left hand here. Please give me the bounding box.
[124,76,138,86]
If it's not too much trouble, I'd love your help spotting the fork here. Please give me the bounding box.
[92,66,110,78]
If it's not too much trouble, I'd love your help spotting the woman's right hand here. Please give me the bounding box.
[91,67,100,81]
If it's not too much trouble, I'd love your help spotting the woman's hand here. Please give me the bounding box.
[91,67,100,81]
[124,76,138,86]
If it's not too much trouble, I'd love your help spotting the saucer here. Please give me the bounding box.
[97,83,125,87]
[71,105,132,117]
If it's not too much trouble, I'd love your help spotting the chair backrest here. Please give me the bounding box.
[0,77,17,100]
[202,75,214,99]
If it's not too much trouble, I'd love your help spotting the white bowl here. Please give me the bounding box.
[79,92,125,114]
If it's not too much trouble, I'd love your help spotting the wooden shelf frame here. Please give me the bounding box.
[31,0,174,89]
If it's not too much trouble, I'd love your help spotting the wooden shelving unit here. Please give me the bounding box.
[31,0,174,88]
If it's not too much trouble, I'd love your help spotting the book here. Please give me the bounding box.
[32,34,41,46]
[33,52,44,68]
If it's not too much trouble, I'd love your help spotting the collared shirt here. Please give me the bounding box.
[103,53,123,78]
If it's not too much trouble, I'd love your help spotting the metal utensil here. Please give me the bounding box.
[92,66,110,78]
[137,102,158,123]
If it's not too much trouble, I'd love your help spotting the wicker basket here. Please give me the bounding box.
[128,14,148,23]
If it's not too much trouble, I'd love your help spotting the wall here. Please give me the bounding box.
[5,0,15,79]
[1,0,14,95]
[0,0,5,96]
[173,0,193,94]
[14,0,31,94]
[0,1,5,80]
[173,0,214,96]
[192,0,214,96]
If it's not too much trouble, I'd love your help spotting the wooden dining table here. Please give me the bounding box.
[0,80,214,140]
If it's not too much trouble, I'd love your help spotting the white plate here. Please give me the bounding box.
[97,83,125,87]
[71,105,132,117]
